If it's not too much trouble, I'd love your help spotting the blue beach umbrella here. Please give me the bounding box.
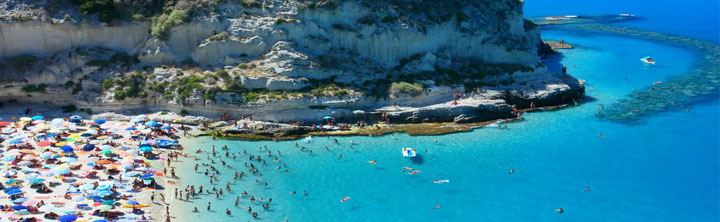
[126,127,138,131]
[139,146,153,153]
[4,186,22,195]
[144,121,160,127]
[28,177,45,185]
[12,205,28,211]
[69,115,83,123]
[61,145,74,152]
[140,173,154,180]
[83,144,96,151]
[94,119,106,125]
[12,197,27,204]
[31,115,44,121]
[58,214,78,222]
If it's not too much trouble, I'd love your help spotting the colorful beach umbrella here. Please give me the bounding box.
[58,214,78,222]
[82,144,96,151]
[94,119,106,125]
[61,145,73,152]
[31,115,44,121]
[37,141,51,147]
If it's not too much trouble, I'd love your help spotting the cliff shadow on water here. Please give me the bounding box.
[540,17,720,123]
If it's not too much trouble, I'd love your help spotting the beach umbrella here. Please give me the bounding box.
[12,205,28,211]
[126,127,138,131]
[96,205,112,211]
[139,146,153,153]
[28,177,45,185]
[0,121,11,128]
[100,149,112,156]
[31,115,44,121]
[1,127,15,134]
[59,157,77,163]
[58,214,78,222]
[94,119,106,125]
[40,152,56,160]
[5,179,22,185]
[12,197,28,204]
[61,145,74,153]
[69,115,82,123]
[82,144,96,151]
[144,121,160,127]
[94,220,108,222]
[38,141,51,147]
[51,118,65,127]
[5,170,18,177]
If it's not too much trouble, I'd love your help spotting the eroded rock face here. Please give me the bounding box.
[0,0,585,125]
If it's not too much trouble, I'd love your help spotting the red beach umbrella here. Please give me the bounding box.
[0,121,10,128]
[38,141,51,147]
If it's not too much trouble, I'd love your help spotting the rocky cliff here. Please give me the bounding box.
[0,0,584,124]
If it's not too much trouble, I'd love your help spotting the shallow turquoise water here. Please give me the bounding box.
[169,2,720,221]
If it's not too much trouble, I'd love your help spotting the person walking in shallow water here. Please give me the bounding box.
[207,202,211,211]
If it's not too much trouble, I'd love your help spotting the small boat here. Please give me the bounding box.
[402,147,417,157]
[619,13,635,17]
[432,179,450,184]
[640,56,656,65]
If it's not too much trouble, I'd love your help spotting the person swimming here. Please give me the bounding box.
[556,208,564,214]
[340,196,351,203]
[432,204,442,209]
[368,160,377,165]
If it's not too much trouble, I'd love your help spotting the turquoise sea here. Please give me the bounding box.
[170,1,720,221]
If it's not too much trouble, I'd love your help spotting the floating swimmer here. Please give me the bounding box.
[556,208,564,214]
[340,196,351,203]
[432,179,450,184]
[368,160,377,165]
[407,169,421,175]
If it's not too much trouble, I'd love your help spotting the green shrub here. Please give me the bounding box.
[72,0,118,23]
[3,55,38,72]
[151,9,189,40]
[241,0,262,8]
[390,82,423,96]
[21,84,48,93]
[101,79,114,90]
[113,89,127,100]
[179,109,190,116]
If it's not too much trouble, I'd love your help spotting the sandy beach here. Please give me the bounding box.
[0,111,199,221]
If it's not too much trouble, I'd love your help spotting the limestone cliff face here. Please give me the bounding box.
[0,1,583,124]
[0,0,541,68]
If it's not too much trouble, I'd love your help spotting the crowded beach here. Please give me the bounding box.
[0,113,188,222]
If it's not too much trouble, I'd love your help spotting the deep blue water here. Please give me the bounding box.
[169,1,720,221]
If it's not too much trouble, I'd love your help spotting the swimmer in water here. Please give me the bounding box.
[556,208,564,214]
[368,160,377,165]
[432,204,442,209]
[509,168,516,174]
